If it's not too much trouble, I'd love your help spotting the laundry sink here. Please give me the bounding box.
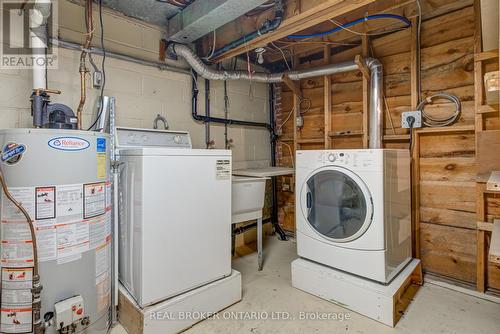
[231,176,269,224]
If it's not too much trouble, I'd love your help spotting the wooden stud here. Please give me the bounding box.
[412,130,421,259]
[476,182,486,292]
[473,0,486,293]
[410,16,420,259]
[324,46,332,149]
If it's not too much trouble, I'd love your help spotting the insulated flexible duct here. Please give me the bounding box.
[170,43,384,149]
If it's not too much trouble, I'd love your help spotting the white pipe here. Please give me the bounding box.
[30,1,51,90]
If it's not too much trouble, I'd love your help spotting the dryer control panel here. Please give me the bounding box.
[325,151,378,168]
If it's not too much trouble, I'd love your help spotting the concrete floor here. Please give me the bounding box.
[112,237,500,334]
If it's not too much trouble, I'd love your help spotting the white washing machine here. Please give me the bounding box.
[296,149,412,283]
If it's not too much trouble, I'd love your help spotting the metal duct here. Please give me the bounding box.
[167,0,271,42]
[170,43,384,149]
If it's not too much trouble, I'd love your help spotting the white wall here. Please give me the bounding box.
[0,0,271,168]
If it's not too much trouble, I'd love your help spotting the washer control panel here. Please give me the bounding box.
[115,127,192,149]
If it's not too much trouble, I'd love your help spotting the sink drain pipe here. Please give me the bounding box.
[191,71,274,131]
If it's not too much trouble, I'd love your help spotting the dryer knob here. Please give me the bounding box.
[328,154,336,162]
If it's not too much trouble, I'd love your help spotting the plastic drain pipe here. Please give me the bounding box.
[172,43,384,149]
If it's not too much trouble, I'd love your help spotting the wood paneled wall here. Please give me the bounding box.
[275,3,500,290]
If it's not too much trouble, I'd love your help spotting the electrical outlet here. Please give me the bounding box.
[93,71,103,89]
[401,110,422,128]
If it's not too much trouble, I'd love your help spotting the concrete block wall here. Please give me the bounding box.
[0,0,270,168]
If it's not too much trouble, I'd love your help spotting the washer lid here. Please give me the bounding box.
[301,165,373,243]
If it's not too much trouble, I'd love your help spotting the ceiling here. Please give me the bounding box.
[101,0,182,26]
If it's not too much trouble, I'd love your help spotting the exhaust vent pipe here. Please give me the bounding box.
[169,43,383,149]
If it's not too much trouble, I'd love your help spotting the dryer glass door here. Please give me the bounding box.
[305,168,372,242]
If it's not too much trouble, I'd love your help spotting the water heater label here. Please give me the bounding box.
[48,137,90,151]
[96,138,106,152]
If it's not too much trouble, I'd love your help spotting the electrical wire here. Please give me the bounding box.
[417,92,461,127]
[328,18,407,36]
[273,40,359,47]
[299,97,311,115]
[287,13,411,39]
[87,0,107,131]
[270,41,291,70]
[203,30,216,60]
[275,97,310,134]
[279,140,295,169]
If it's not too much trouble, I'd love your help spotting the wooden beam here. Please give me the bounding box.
[282,75,301,98]
[474,49,499,62]
[210,0,377,62]
[264,0,419,63]
[297,138,325,144]
[328,130,363,138]
[476,104,498,114]
[324,45,332,149]
[354,55,370,81]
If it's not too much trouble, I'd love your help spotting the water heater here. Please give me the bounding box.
[0,129,111,334]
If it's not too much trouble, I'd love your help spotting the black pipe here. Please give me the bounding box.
[204,79,211,148]
[269,84,287,241]
[232,218,272,236]
[191,70,273,131]
[210,0,283,60]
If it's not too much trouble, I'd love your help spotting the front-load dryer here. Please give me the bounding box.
[296,149,411,283]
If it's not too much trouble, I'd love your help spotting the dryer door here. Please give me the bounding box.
[301,166,373,243]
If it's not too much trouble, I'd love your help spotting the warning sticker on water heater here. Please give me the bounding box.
[216,160,231,180]
[83,183,106,219]
[56,184,83,223]
[0,222,34,268]
[1,187,35,221]
[35,187,55,220]
[0,306,32,334]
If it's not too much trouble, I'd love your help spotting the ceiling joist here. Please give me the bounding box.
[207,0,377,63]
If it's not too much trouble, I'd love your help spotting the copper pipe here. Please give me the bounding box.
[0,168,38,276]
[76,0,94,129]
